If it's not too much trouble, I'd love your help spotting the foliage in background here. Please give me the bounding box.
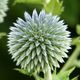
[14,0,63,15]
[61,0,79,26]
[44,0,63,15]
[0,32,6,39]
[0,0,8,23]
[0,0,80,80]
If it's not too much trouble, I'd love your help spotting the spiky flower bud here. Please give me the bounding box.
[7,9,71,74]
[0,0,8,23]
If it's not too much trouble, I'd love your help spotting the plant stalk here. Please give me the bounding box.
[44,65,52,80]
[60,46,80,72]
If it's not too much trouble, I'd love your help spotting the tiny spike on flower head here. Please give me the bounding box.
[7,9,71,74]
[0,0,8,23]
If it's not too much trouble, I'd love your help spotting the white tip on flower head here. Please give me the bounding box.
[8,9,71,74]
[24,11,31,21]
[32,9,38,19]
[32,9,39,24]
[39,10,46,22]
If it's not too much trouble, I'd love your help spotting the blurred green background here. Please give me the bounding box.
[0,0,80,80]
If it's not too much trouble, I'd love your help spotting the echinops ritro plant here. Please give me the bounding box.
[7,9,71,76]
[0,0,8,23]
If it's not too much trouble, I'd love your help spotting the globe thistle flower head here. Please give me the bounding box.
[0,0,8,23]
[7,9,71,74]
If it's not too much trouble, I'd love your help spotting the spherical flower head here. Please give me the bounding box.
[7,9,71,74]
[0,0,8,23]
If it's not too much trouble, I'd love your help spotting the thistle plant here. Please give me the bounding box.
[7,9,71,80]
[0,0,8,23]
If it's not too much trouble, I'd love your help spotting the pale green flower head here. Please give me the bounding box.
[0,0,8,23]
[7,9,71,74]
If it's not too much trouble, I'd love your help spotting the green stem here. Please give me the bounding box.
[60,46,80,72]
[44,65,52,80]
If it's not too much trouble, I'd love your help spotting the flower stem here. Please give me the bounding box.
[44,65,52,80]
[60,46,80,72]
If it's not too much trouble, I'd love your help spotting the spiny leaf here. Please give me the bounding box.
[58,67,75,77]
[44,0,64,15]
[14,68,28,75]
[52,67,75,80]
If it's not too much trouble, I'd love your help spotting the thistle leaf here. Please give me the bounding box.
[44,0,64,15]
